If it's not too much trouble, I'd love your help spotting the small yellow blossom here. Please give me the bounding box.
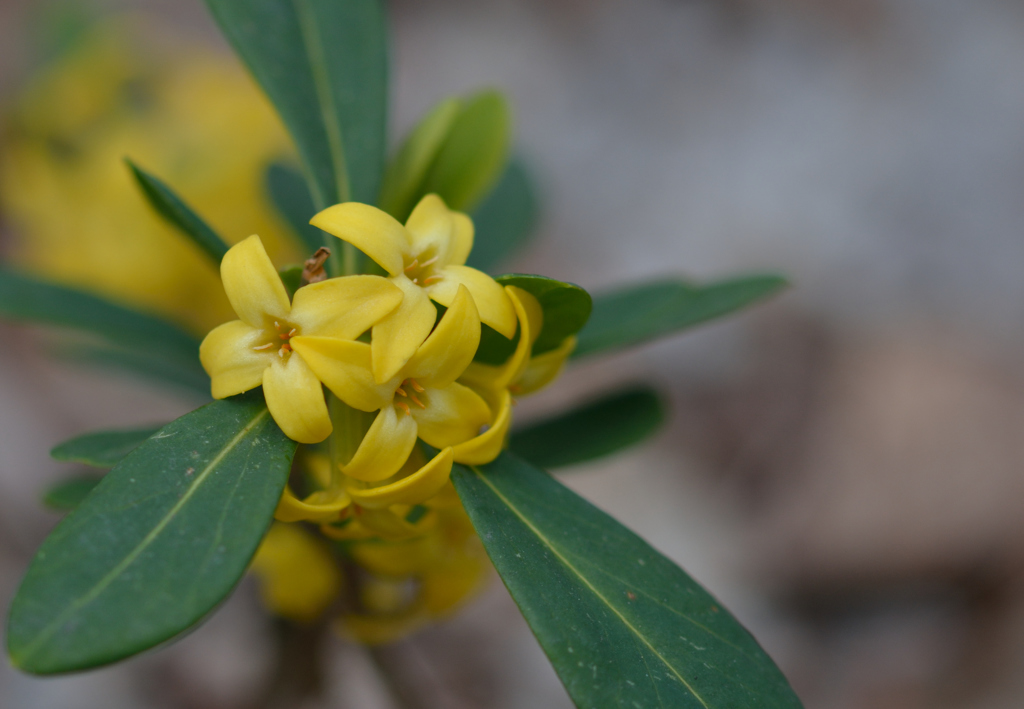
[199,235,402,443]
[249,523,342,622]
[311,194,516,383]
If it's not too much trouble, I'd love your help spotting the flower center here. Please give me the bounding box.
[252,320,300,359]
[394,378,426,416]
[403,251,443,287]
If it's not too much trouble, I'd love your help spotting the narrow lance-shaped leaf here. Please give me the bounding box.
[0,267,203,372]
[55,343,211,399]
[575,275,788,359]
[265,162,325,256]
[207,0,388,211]
[43,476,103,512]
[7,392,296,674]
[509,387,664,469]
[50,426,163,468]
[467,158,539,274]
[452,452,804,709]
[126,159,230,264]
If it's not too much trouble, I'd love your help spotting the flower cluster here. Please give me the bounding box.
[200,194,574,539]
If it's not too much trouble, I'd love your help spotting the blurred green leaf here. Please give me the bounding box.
[50,426,162,468]
[0,267,203,373]
[56,343,210,398]
[379,97,461,222]
[126,159,230,264]
[575,275,788,359]
[422,90,511,212]
[452,453,804,709]
[7,392,296,674]
[509,387,664,468]
[207,0,388,211]
[279,265,303,299]
[467,159,538,273]
[496,274,592,354]
[265,162,324,256]
[42,475,102,512]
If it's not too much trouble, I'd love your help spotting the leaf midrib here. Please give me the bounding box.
[467,465,711,709]
[14,407,271,666]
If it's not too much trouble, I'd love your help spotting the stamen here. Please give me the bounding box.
[288,328,296,337]
[411,277,419,285]
[253,343,274,351]
[409,393,426,409]
[395,386,407,397]
[420,255,439,268]
[274,321,280,329]
[404,259,419,272]
[396,401,411,416]
[409,380,425,393]
[278,348,286,358]
[279,333,289,339]
[422,276,442,285]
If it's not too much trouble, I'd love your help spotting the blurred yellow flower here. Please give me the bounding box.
[0,22,302,334]
[249,523,342,623]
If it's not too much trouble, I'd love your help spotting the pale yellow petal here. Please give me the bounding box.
[458,285,539,392]
[452,389,512,465]
[405,285,480,389]
[448,212,474,267]
[343,405,419,482]
[371,275,436,383]
[310,202,410,276]
[290,275,403,340]
[274,486,351,523]
[348,448,454,510]
[405,194,455,264]
[410,382,491,449]
[249,524,342,622]
[221,234,291,327]
[428,265,516,338]
[199,319,269,398]
[514,336,576,396]
[263,354,332,444]
[355,506,435,541]
[290,337,394,412]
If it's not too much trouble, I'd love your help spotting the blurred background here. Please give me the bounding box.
[3,0,1024,707]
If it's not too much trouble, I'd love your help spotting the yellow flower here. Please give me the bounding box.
[311,194,517,382]
[199,235,402,443]
[249,523,342,623]
[292,284,491,481]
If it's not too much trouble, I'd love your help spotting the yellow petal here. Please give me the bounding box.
[290,337,394,412]
[428,265,516,338]
[199,319,269,398]
[343,405,419,482]
[458,285,540,391]
[263,354,332,444]
[290,275,403,340]
[405,284,480,389]
[221,234,291,327]
[410,382,491,449]
[274,486,351,523]
[249,524,342,622]
[452,389,512,465]
[448,212,474,267]
[371,275,436,383]
[514,336,576,396]
[405,193,471,267]
[347,448,454,509]
[356,506,435,541]
[310,202,410,276]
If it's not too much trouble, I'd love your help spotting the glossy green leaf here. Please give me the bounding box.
[575,275,788,359]
[42,475,102,512]
[50,426,162,468]
[509,387,664,469]
[452,453,804,709]
[422,90,511,212]
[0,267,203,372]
[7,393,296,674]
[467,159,539,273]
[207,0,388,210]
[379,97,461,222]
[496,274,592,354]
[56,343,210,398]
[265,162,324,255]
[125,159,230,264]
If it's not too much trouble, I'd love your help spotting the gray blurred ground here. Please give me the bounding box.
[4,0,1024,707]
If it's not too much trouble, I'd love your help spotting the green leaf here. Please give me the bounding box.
[452,453,804,709]
[55,343,211,398]
[126,159,230,264]
[42,475,103,512]
[379,97,461,222]
[509,387,664,469]
[467,158,539,273]
[575,275,788,360]
[496,274,593,354]
[0,267,203,372]
[50,426,162,468]
[207,0,388,210]
[7,393,296,674]
[422,90,511,212]
[279,265,304,299]
[265,162,324,256]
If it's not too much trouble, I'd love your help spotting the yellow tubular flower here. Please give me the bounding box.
[310,194,517,383]
[199,235,402,443]
[249,523,342,623]
[292,285,490,482]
